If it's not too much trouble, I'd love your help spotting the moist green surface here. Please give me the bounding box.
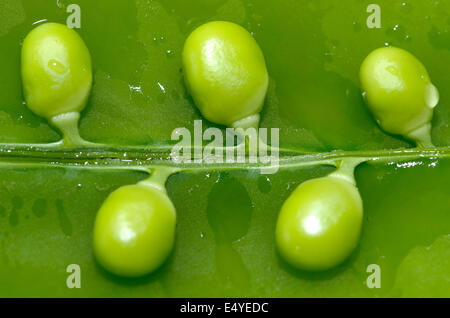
[0,160,449,297]
[0,0,449,297]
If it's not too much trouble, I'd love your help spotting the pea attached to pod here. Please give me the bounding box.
[21,22,92,146]
[93,173,176,278]
[182,21,269,129]
[275,169,363,271]
[360,47,439,147]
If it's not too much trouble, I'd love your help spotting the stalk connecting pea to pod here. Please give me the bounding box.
[20,21,440,277]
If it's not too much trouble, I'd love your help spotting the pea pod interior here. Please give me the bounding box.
[0,0,449,297]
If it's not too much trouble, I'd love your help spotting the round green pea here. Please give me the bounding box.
[93,184,176,277]
[360,46,439,137]
[182,21,269,127]
[21,22,92,120]
[275,176,363,271]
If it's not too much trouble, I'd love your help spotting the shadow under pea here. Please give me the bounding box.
[276,244,362,282]
[94,246,176,290]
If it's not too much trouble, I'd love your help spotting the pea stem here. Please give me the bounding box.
[406,123,435,148]
[231,113,261,155]
[0,142,448,173]
[231,114,261,131]
[230,113,279,173]
[138,167,180,193]
[328,158,367,185]
[50,112,98,148]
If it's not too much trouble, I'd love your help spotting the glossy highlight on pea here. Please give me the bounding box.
[93,183,176,278]
[275,176,363,271]
[182,21,269,128]
[21,22,92,120]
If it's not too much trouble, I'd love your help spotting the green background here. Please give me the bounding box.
[0,0,449,297]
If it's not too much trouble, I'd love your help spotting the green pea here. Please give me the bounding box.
[21,22,92,120]
[182,21,269,128]
[275,176,363,271]
[360,47,439,144]
[93,184,176,277]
